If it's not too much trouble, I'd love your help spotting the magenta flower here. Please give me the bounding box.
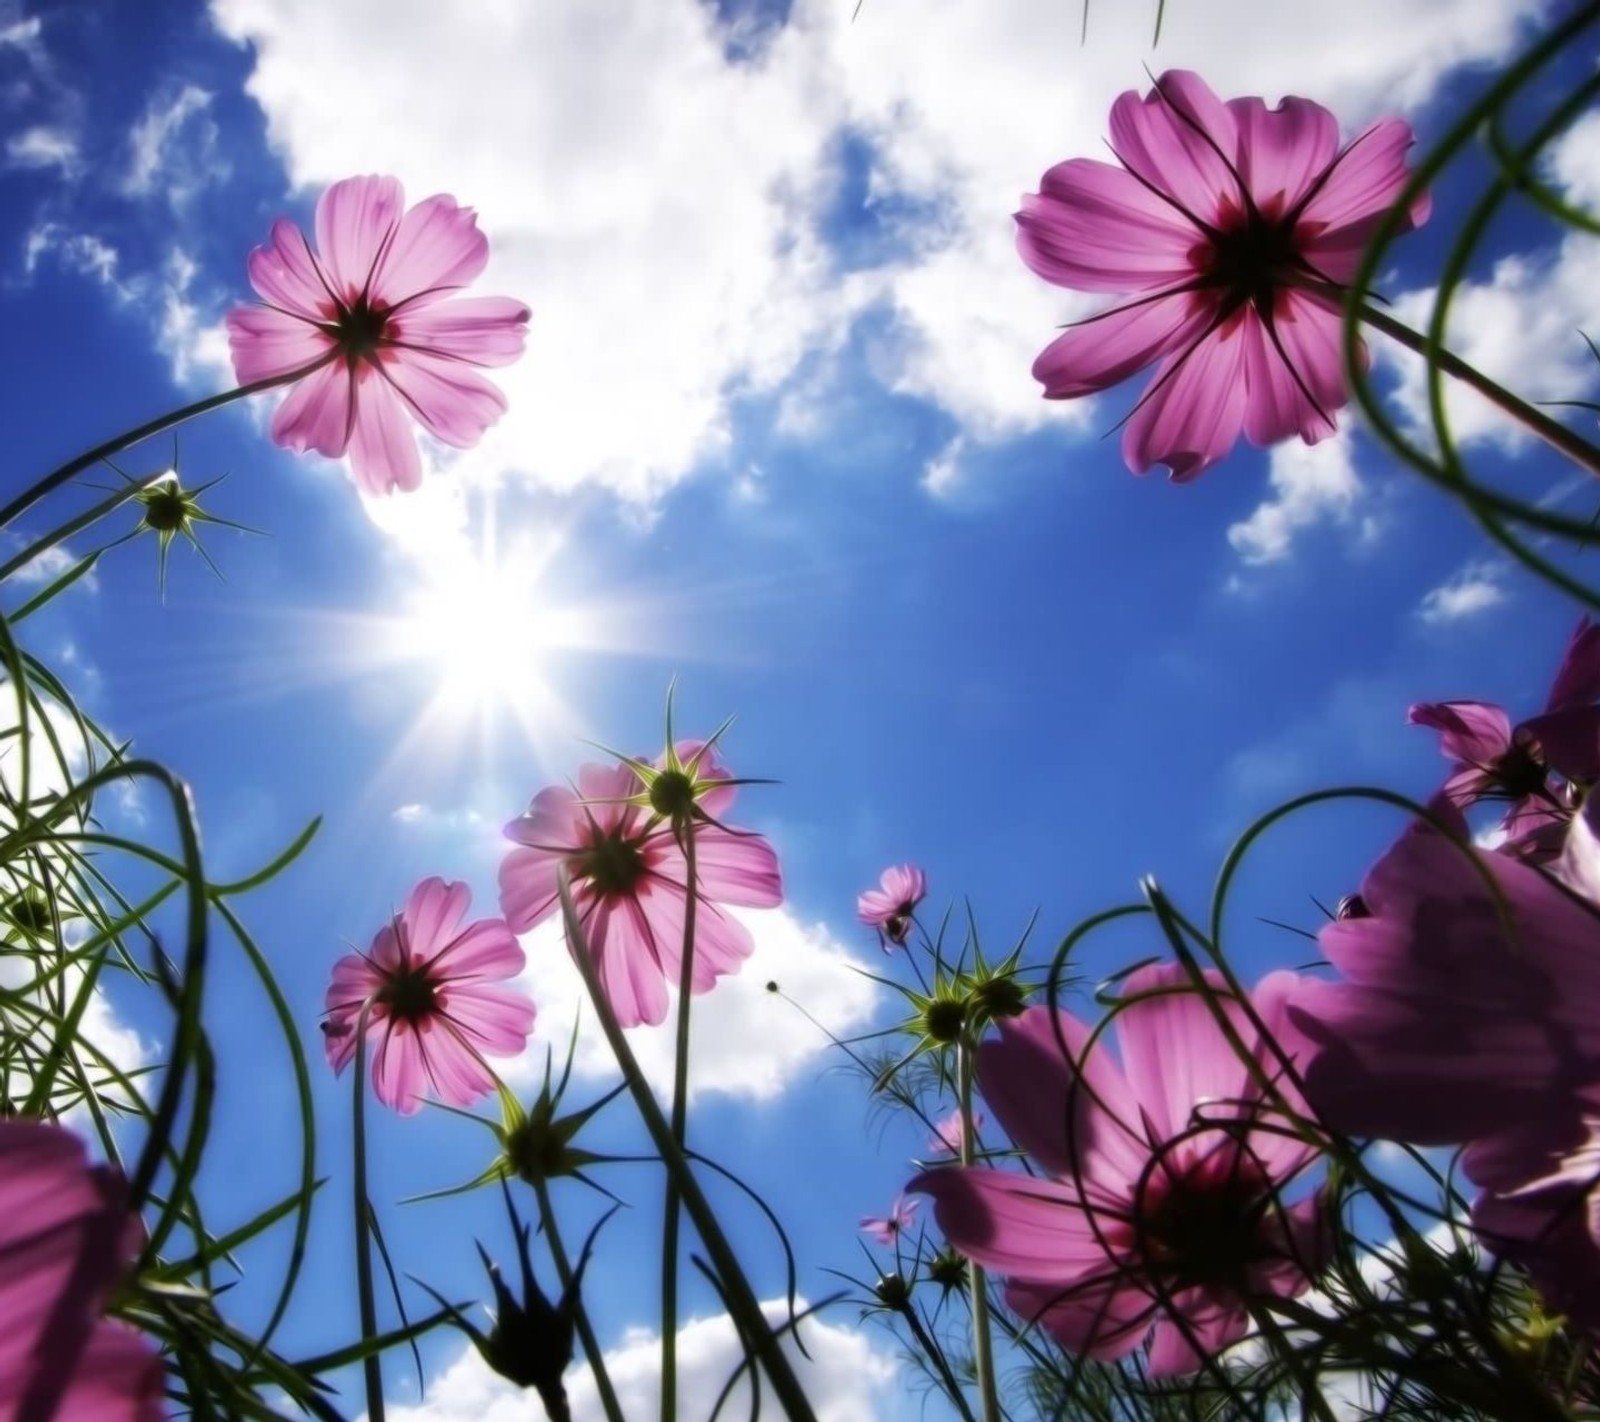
[1282,801,1600,1148]
[227,174,530,495]
[928,1107,983,1156]
[0,1119,165,1422]
[498,745,782,1029]
[861,1195,919,1246]
[912,965,1323,1376]
[324,877,537,1115]
[857,864,926,949]
[1017,70,1428,479]
[1409,618,1600,858]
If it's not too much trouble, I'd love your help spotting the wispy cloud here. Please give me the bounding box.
[1418,559,1507,625]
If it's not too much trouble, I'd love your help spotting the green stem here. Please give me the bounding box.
[0,472,163,587]
[660,818,700,1421]
[351,1009,386,1422]
[531,1178,627,1422]
[898,1301,979,1422]
[0,359,331,531]
[1358,301,1600,479]
[557,873,820,1422]
[959,1040,1001,1422]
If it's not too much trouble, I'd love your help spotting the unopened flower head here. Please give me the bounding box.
[858,864,926,949]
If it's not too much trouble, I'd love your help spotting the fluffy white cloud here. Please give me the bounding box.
[1418,559,1507,624]
[506,906,879,1102]
[920,435,965,499]
[1381,240,1600,453]
[1227,428,1365,565]
[388,1298,897,1422]
[204,0,1543,510]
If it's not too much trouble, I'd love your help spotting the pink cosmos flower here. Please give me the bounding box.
[227,175,530,496]
[928,1108,983,1155]
[0,1119,165,1422]
[857,864,926,949]
[324,877,537,1115]
[912,965,1323,1376]
[1017,70,1428,479]
[498,744,783,1030]
[1282,800,1600,1147]
[861,1195,919,1246]
[1409,618,1600,859]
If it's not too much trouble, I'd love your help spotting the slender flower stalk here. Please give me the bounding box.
[531,1177,626,1422]
[958,1038,1002,1422]
[1356,300,1600,479]
[556,872,819,1422]
[660,822,699,1421]
[350,1008,385,1422]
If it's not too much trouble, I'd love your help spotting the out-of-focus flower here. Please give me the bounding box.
[1017,70,1428,479]
[861,1195,919,1246]
[324,877,536,1115]
[0,1119,165,1422]
[499,749,781,1029]
[1284,798,1600,1327]
[913,965,1323,1376]
[1409,618,1600,859]
[858,864,926,949]
[227,174,530,495]
[1283,801,1600,1147]
[928,1108,983,1155]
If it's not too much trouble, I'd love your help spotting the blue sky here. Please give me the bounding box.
[2,0,1596,1416]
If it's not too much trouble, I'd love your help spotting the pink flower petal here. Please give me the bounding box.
[1033,292,1207,400]
[226,306,334,385]
[378,349,509,451]
[1297,118,1430,278]
[1016,159,1202,294]
[1145,1303,1249,1377]
[499,844,563,934]
[684,823,782,908]
[911,1166,1116,1281]
[247,217,336,320]
[1108,71,1241,230]
[1407,700,1514,770]
[1227,95,1339,217]
[270,358,356,459]
[402,877,473,961]
[433,917,525,981]
[587,897,670,1028]
[441,982,539,1055]
[1241,292,1345,447]
[979,1007,1148,1185]
[314,174,405,302]
[346,369,424,495]
[1546,618,1600,711]
[389,295,531,368]
[1122,318,1250,479]
[1004,1275,1154,1362]
[370,193,489,303]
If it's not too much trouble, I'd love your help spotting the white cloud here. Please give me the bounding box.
[920,435,965,499]
[1227,428,1364,565]
[156,248,232,388]
[1548,107,1600,213]
[1380,240,1600,453]
[1418,559,1506,624]
[24,223,122,292]
[388,1298,897,1422]
[6,123,76,173]
[206,0,1542,510]
[1,536,96,591]
[122,84,224,202]
[507,906,879,1103]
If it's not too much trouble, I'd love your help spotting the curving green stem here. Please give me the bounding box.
[0,357,333,531]
[959,1040,1001,1422]
[1357,301,1600,479]
[557,872,820,1422]
[661,815,699,1420]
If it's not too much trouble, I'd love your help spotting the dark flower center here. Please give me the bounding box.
[141,488,189,533]
[334,294,390,361]
[1203,206,1301,315]
[1493,738,1549,801]
[378,964,439,1023]
[572,830,647,896]
[1137,1151,1278,1292]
